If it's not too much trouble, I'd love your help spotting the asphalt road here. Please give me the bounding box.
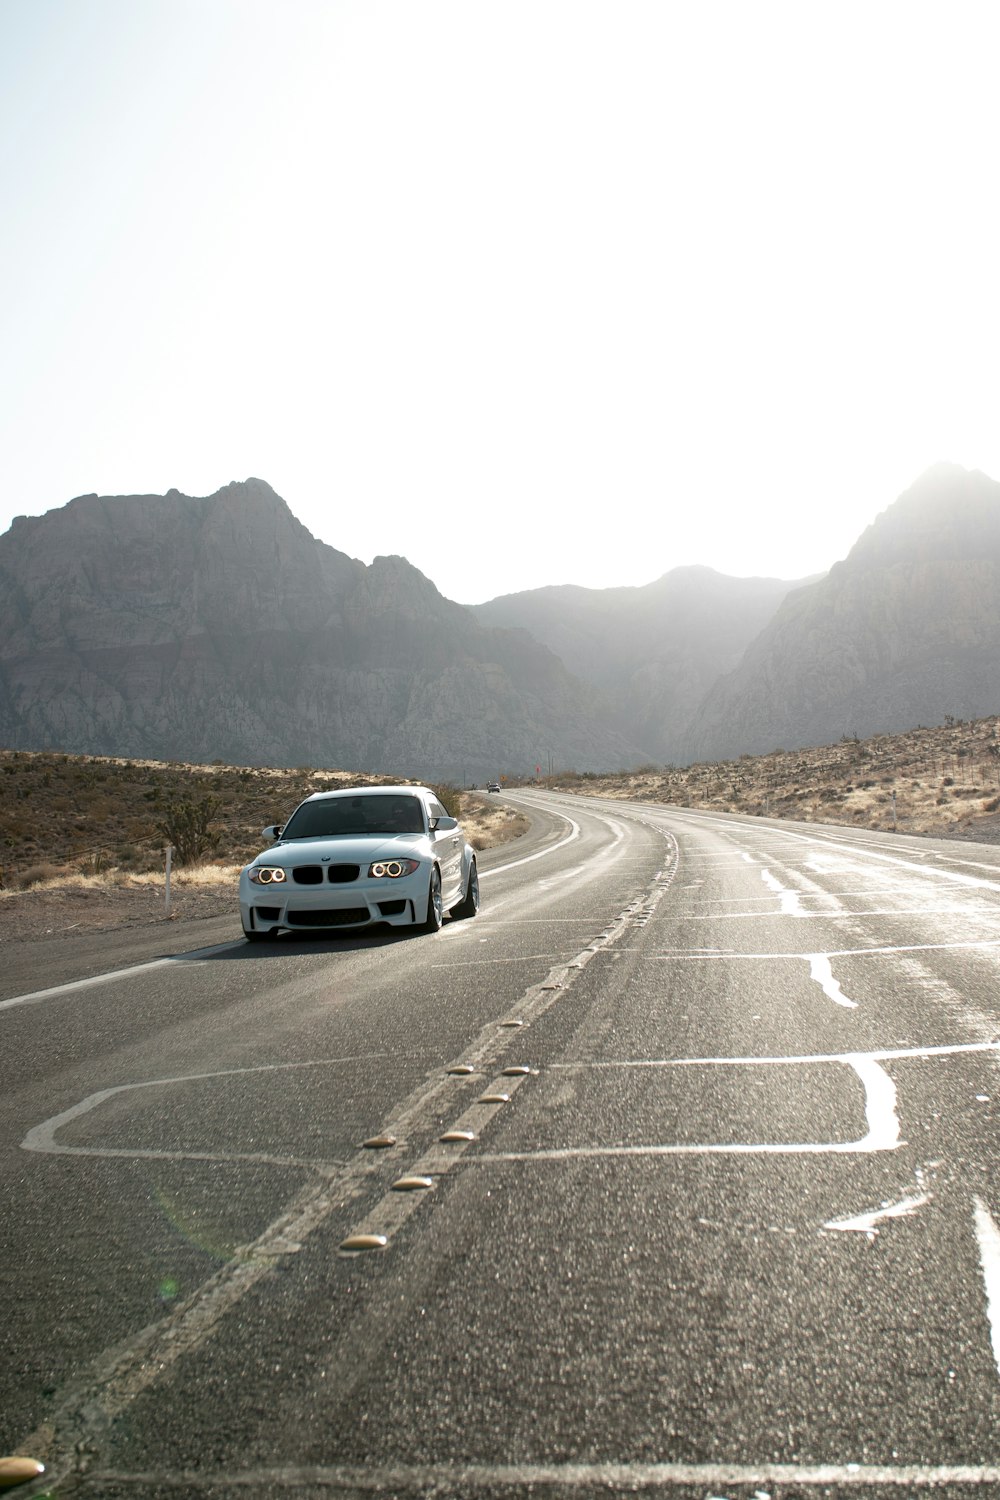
[4,791,1000,1498]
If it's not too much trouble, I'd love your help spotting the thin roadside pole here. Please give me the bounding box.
[164,845,173,913]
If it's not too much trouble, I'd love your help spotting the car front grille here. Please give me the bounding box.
[285,907,369,927]
[291,865,361,885]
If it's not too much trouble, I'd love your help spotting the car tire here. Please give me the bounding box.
[242,923,267,942]
[421,866,444,932]
[450,860,479,920]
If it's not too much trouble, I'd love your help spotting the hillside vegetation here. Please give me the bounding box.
[4,714,1000,903]
[550,715,1000,840]
[0,755,525,891]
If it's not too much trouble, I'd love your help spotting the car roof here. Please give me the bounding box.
[297,784,434,805]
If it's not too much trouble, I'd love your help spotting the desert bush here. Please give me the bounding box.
[155,796,223,866]
[16,861,66,889]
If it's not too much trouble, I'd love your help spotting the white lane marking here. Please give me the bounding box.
[0,943,238,1011]
[760,868,804,915]
[89,1460,1000,1490]
[680,904,1000,920]
[973,1197,1000,1377]
[475,1054,901,1161]
[653,937,1000,961]
[21,1054,388,1165]
[807,954,857,1009]
[478,816,581,879]
[824,1194,930,1239]
[433,952,587,969]
[768,829,1000,896]
[565,1039,1000,1066]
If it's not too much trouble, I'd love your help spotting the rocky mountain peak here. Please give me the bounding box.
[0,479,643,778]
[845,463,1000,571]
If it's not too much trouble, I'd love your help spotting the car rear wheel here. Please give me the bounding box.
[421,867,444,932]
[450,860,479,920]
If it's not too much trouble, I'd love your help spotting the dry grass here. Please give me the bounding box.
[547,714,1000,842]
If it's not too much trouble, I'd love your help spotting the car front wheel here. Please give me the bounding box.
[421,867,444,932]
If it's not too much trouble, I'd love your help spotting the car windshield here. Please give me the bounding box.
[280,794,425,839]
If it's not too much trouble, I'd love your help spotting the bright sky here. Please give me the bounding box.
[2,1,999,604]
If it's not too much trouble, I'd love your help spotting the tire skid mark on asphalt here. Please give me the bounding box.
[12,820,680,1489]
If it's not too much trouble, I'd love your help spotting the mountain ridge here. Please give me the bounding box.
[3,463,999,774]
[0,479,643,779]
[685,464,1000,759]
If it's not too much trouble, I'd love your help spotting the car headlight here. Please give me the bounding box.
[248,866,287,885]
[368,858,421,879]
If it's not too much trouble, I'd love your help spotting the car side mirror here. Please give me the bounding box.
[263,824,283,840]
[432,815,458,831]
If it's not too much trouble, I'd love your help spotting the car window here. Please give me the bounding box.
[428,800,448,824]
[280,795,425,839]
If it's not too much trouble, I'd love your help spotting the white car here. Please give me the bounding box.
[239,785,479,941]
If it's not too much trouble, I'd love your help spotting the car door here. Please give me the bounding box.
[427,798,463,906]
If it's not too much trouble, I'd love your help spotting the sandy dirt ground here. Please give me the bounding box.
[0,882,234,949]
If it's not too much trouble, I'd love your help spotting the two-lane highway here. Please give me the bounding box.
[5,790,1000,1496]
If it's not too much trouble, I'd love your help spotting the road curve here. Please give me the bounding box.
[4,789,1000,1497]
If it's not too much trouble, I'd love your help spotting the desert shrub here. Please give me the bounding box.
[16,861,66,889]
[79,849,113,875]
[155,796,223,866]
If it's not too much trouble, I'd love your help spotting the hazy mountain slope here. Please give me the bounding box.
[473,567,813,763]
[0,480,644,779]
[686,464,1000,759]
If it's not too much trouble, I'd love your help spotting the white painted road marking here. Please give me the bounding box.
[824,1193,931,1238]
[760,866,805,915]
[475,1052,902,1159]
[0,943,237,1011]
[807,952,857,1008]
[85,1459,1000,1489]
[973,1197,1000,1377]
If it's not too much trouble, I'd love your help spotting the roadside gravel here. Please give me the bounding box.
[0,882,234,949]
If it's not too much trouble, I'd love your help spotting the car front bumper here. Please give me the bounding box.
[239,871,429,934]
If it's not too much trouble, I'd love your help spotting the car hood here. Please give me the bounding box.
[248,834,429,868]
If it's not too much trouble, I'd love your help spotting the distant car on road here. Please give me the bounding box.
[239,785,479,941]
[487,782,501,793]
